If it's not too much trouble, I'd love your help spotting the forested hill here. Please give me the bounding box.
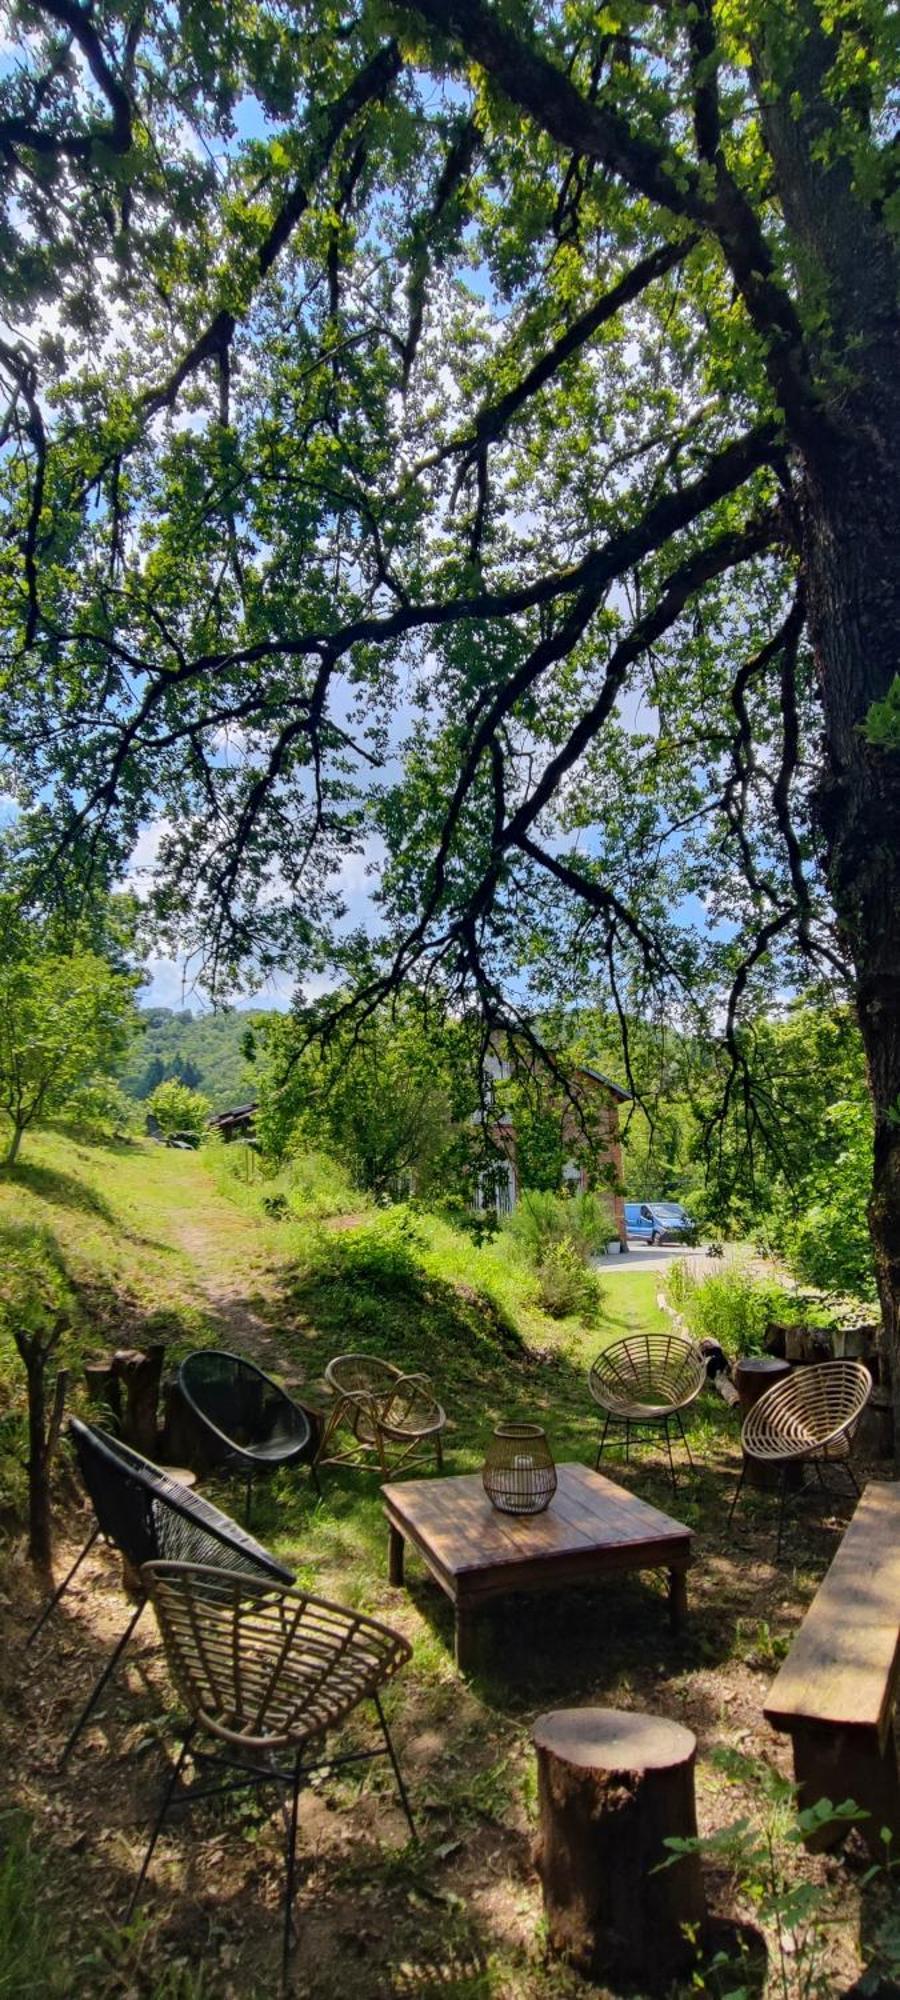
[121,1007,272,1111]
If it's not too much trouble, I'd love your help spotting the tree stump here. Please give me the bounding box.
[533,1707,705,1989]
[84,1344,165,1456]
[161,1377,226,1475]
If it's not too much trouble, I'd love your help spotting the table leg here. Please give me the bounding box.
[668,1566,688,1631]
[388,1522,405,1587]
[454,1600,476,1674]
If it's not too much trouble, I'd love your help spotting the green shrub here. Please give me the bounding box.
[286,1147,364,1221]
[289,1207,523,1395]
[664,1260,821,1356]
[664,1257,698,1315]
[534,1238,606,1322]
[147,1077,210,1140]
[504,1188,611,1267]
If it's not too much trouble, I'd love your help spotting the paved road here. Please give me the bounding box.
[593,1241,713,1274]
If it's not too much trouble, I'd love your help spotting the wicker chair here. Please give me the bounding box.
[178,1349,319,1522]
[133,1561,414,1989]
[317,1354,446,1478]
[587,1332,707,1487]
[26,1418,292,1765]
[728,1359,872,1556]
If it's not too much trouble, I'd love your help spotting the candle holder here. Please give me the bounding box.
[482,1422,557,1515]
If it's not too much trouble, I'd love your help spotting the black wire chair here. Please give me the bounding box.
[178,1349,320,1522]
[133,1560,414,1993]
[26,1418,293,1766]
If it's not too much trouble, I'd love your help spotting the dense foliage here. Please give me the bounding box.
[251,994,623,1206]
[0,0,897,1388]
[121,1006,262,1109]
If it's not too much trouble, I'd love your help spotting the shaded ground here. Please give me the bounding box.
[0,1139,896,1998]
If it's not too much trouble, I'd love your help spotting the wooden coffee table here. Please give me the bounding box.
[382,1461,693,1671]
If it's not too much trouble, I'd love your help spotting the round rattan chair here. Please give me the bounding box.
[133,1560,414,1990]
[178,1349,319,1522]
[728,1359,872,1557]
[587,1332,707,1487]
[318,1354,446,1478]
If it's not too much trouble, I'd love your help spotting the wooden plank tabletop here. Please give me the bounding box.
[381,1462,692,1580]
[764,1482,900,1741]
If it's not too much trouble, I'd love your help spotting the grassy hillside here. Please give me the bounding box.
[0,1128,667,1517]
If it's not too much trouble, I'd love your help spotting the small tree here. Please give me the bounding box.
[147,1077,211,1140]
[0,1225,77,1569]
[0,941,139,1166]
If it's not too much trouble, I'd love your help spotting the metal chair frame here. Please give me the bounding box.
[133,1562,414,1991]
[728,1359,871,1558]
[178,1348,320,1522]
[588,1332,707,1489]
[317,1354,446,1479]
[26,1419,292,1765]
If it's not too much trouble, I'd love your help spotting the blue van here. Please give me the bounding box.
[625,1201,694,1244]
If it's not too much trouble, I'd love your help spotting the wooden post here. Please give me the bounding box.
[790,1722,900,1855]
[388,1522,405,1587]
[533,1707,705,1989]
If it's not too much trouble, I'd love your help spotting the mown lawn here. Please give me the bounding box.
[0,1131,892,1999]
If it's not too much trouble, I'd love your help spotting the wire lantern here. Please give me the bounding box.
[482,1422,557,1515]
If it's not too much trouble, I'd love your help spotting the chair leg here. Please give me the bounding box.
[663,1418,677,1491]
[26,1525,102,1647]
[675,1410,694,1469]
[128,1723,196,1920]
[373,1690,415,1840]
[775,1464,789,1561]
[435,1431,444,1473]
[624,1420,630,1463]
[281,1749,304,1994]
[59,1596,147,1767]
[728,1459,746,1529]
[245,1471,254,1527]
[595,1413,610,1470]
[308,1455,322,1499]
[845,1458,861,1498]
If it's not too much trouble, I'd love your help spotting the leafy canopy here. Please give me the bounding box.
[0,0,896,1139]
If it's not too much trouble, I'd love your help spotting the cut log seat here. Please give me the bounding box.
[763,1481,900,1852]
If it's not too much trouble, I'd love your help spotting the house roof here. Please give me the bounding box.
[571,1062,631,1103]
[207,1101,257,1128]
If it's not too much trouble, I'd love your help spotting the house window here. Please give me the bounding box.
[475,1158,516,1215]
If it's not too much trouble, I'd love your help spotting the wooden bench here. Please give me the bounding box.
[763,1481,900,1851]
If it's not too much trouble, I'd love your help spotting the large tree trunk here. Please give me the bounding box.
[757,14,900,1449]
[804,440,900,1445]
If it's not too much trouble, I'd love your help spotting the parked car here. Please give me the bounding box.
[624,1201,695,1245]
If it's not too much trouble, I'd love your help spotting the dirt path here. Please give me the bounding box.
[144,1149,294,1364]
